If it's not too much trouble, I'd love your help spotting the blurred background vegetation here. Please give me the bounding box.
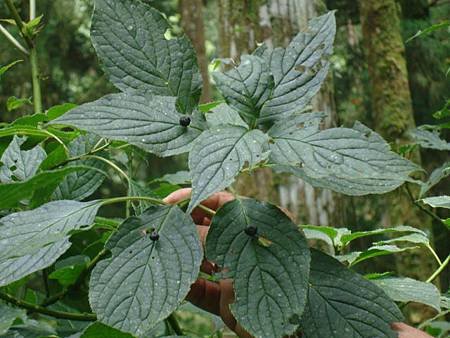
[0,0,449,334]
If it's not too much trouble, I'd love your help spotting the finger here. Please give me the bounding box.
[196,225,209,246]
[219,279,252,338]
[391,323,432,338]
[163,188,192,204]
[186,278,221,316]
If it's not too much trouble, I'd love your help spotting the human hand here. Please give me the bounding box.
[164,188,252,338]
[165,189,432,338]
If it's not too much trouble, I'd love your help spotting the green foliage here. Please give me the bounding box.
[0,1,448,337]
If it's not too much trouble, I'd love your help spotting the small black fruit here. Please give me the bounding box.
[150,231,160,241]
[179,116,191,127]
[244,226,258,237]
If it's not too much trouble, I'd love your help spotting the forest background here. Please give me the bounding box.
[0,0,449,336]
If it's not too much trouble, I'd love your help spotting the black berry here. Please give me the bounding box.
[150,231,160,241]
[244,226,258,237]
[179,116,191,127]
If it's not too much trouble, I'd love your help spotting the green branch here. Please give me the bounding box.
[0,291,96,321]
[167,313,184,335]
[426,254,450,283]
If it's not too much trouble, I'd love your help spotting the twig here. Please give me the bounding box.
[405,184,447,228]
[0,23,29,55]
[426,254,450,283]
[167,313,184,335]
[0,291,96,321]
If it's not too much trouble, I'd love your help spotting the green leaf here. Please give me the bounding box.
[433,100,450,120]
[0,166,90,209]
[411,128,450,151]
[406,20,450,43]
[373,233,429,246]
[6,96,32,112]
[155,171,191,185]
[371,277,441,311]
[213,55,274,126]
[89,205,202,336]
[52,93,205,157]
[198,100,224,113]
[420,162,450,197]
[0,200,101,286]
[339,245,418,266]
[0,136,46,183]
[91,0,201,113]
[300,250,403,338]
[206,199,310,338]
[52,135,107,201]
[205,104,248,128]
[270,120,419,196]
[188,126,269,212]
[0,303,26,335]
[11,113,47,126]
[80,322,134,338]
[49,255,90,287]
[23,14,44,36]
[422,196,450,209]
[0,60,22,79]
[257,12,336,123]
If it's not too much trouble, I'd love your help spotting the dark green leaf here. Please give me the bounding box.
[270,121,419,195]
[213,55,274,125]
[188,126,268,212]
[406,20,450,43]
[91,0,201,113]
[206,199,310,338]
[89,205,202,336]
[257,12,336,123]
[0,136,46,183]
[52,93,205,157]
[79,322,134,338]
[433,100,450,120]
[339,245,418,266]
[49,255,90,287]
[301,250,403,338]
[52,135,107,201]
[371,277,441,311]
[154,171,191,185]
[0,200,101,286]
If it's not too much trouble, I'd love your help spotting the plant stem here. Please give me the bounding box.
[5,0,43,114]
[30,48,42,113]
[83,155,131,183]
[29,0,36,20]
[426,254,450,283]
[0,23,29,55]
[102,196,166,206]
[405,184,447,229]
[426,244,443,266]
[167,313,183,335]
[0,291,96,321]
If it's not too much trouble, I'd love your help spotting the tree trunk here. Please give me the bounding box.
[359,0,438,317]
[179,0,211,102]
[219,0,346,226]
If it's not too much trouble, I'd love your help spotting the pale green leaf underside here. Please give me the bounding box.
[188,126,268,212]
[205,104,248,128]
[52,93,205,157]
[411,128,450,151]
[92,0,201,113]
[419,161,450,197]
[301,250,403,338]
[89,205,202,336]
[270,121,419,196]
[0,136,46,183]
[213,55,273,125]
[422,195,450,209]
[258,12,336,122]
[52,135,107,201]
[0,303,26,335]
[371,277,441,312]
[206,199,310,338]
[0,200,101,286]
